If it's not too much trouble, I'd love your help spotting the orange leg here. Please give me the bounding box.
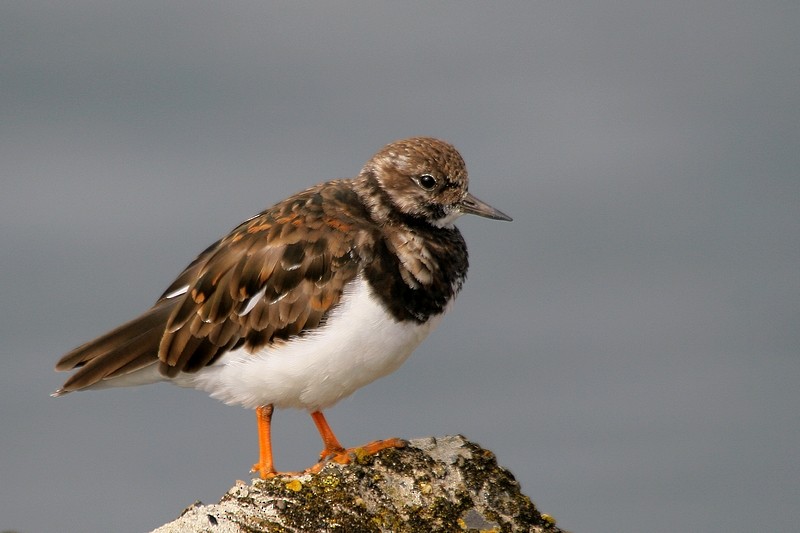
[310,410,346,460]
[252,404,276,479]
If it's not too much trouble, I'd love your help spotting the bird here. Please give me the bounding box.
[53,136,512,479]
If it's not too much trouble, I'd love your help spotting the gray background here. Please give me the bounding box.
[2,2,798,532]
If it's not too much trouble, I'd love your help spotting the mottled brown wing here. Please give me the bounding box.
[55,181,376,392]
[156,187,374,376]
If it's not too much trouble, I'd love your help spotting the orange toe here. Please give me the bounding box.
[251,463,305,479]
[353,437,408,457]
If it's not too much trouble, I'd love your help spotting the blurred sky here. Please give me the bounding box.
[1,2,798,532]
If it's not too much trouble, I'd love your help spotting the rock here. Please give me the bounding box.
[152,435,563,533]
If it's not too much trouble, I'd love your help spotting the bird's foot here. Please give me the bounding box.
[250,462,275,479]
[306,437,408,474]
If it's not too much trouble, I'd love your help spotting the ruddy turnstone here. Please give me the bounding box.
[53,137,512,478]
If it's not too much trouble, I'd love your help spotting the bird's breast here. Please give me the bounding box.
[181,275,450,411]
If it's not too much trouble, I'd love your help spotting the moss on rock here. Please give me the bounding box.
[153,435,564,533]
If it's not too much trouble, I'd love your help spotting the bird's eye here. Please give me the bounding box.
[417,174,437,190]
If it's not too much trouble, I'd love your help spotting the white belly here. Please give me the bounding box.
[177,276,446,411]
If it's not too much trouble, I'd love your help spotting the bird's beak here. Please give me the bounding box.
[459,192,513,221]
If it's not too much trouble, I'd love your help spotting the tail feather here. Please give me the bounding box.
[55,304,174,371]
[57,324,164,393]
[105,351,159,379]
[53,302,176,393]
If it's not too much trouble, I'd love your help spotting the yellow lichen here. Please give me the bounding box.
[319,475,340,491]
[541,513,557,526]
[284,479,303,492]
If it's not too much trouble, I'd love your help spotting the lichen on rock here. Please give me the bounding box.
[152,435,564,533]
